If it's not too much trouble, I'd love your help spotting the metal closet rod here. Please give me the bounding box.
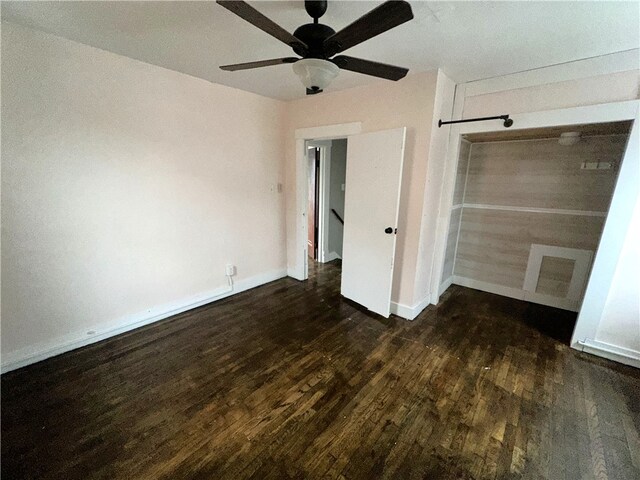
[438,114,513,128]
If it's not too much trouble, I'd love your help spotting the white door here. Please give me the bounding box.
[341,127,406,317]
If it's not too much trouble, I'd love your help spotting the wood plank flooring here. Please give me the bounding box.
[2,261,640,479]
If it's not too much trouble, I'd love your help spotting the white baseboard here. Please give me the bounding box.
[439,276,454,297]
[1,268,287,373]
[452,275,579,312]
[323,251,342,262]
[574,339,640,369]
[287,266,305,281]
[390,294,431,321]
[453,275,526,301]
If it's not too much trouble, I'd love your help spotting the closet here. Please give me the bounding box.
[441,121,632,311]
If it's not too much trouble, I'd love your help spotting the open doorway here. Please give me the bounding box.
[295,124,406,318]
[306,139,347,264]
[307,146,320,261]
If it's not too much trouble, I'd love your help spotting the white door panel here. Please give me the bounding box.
[341,127,406,317]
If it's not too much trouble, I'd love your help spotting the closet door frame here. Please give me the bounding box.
[432,99,639,353]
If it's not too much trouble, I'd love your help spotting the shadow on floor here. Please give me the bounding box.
[521,301,578,345]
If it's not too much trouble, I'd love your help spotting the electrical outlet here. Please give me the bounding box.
[225,264,235,276]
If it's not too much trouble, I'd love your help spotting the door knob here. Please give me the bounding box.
[385,227,393,234]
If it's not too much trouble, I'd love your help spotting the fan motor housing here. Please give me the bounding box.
[292,23,336,58]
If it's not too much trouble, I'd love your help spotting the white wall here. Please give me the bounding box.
[412,70,456,309]
[464,70,639,118]
[1,22,287,371]
[327,139,346,259]
[595,196,640,354]
[572,115,640,367]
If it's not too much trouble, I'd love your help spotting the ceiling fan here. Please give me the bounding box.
[217,0,414,95]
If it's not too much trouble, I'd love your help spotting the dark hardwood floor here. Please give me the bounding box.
[2,261,640,479]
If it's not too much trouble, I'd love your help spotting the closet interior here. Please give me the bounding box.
[442,120,633,312]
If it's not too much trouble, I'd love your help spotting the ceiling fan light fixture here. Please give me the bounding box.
[292,58,339,92]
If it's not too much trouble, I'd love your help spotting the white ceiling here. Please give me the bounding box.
[2,1,639,100]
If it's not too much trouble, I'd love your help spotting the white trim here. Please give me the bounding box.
[462,204,607,217]
[464,49,640,98]
[451,204,463,211]
[576,339,640,369]
[295,122,361,140]
[320,144,331,263]
[288,265,303,279]
[1,268,287,373]
[453,275,526,303]
[523,292,579,312]
[460,140,473,207]
[454,274,580,311]
[308,140,332,263]
[293,123,362,281]
[439,276,454,296]
[457,101,639,136]
[450,138,473,285]
[453,275,578,311]
[390,294,431,321]
[419,69,457,307]
[572,110,640,348]
[293,138,308,281]
[523,245,593,305]
[452,256,590,313]
[429,83,467,305]
[463,132,630,146]
[325,251,341,262]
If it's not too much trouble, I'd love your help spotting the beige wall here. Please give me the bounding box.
[1,22,287,367]
[284,72,438,307]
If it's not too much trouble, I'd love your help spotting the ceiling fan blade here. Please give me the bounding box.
[217,1,308,53]
[220,57,299,71]
[331,56,408,81]
[324,0,413,56]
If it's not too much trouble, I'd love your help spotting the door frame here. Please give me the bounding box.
[430,99,639,359]
[291,123,362,281]
[307,140,332,263]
